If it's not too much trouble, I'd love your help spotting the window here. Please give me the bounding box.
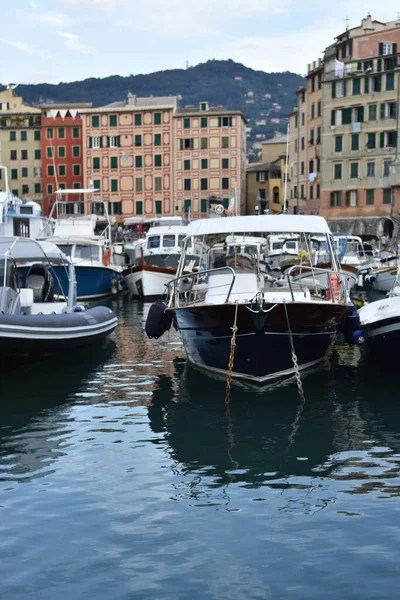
[34,149,41,160]
[108,135,119,148]
[22,168,28,178]
[384,160,392,177]
[300,184,305,199]
[222,158,229,169]
[201,158,208,169]
[180,138,194,150]
[20,149,28,160]
[222,177,229,189]
[110,202,122,215]
[34,130,41,141]
[201,198,208,213]
[136,201,143,215]
[334,136,343,152]
[366,189,375,205]
[135,114,142,126]
[155,200,162,215]
[317,101,322,117]
[154,112,161,125]
[294,114,298,128]
[300,137,305,150]
[383,189,392,204]
[93,179,101,191]
[201,137,208,149]
[21,131,27,141]
[34,183,41,194]
[73,146,80,157]
[22,184,29,195]
[110,156,118,169]
[353,78,361,95]
[135,134,142,147]
[200,178,208,190]
[259,171,266,182]
[351,134,359,151]
[47,147,54,158]
[381,43,394,55]
[184,179,191,191]
[73,127,80,138]
[294,139,298,152]
[10,150,17,160]
[93,157,100,169]
[155,176,162,191]
[47,165,54,176]
[309,159,314,173]
[301,161,305,175]
[336,81,345,98]
[58,146,65,158]
[9,131,16,141]
[183,199,192,214]
[334,164,342,179]
[184,159,190,170]
[311,104,315,119]
[91,136,101,149]
[111,179,118,192]
[221,137,229,149]
[381,131,398,147]
[310,129,315,145]
[135,156,142,168]
[219,116,233,127]
[350,162,359,178]
[310,185,314,199]
[136,177,143,192]
[381,102,397,119]
[58,127,65,139]
[183,118,190,129]
[330,191,341,207]
[109,115,117,127]
[47,184,53,195]
[369,104,377,121]
[154,134,161,146]
[201,117,207,128]
[59,165,66,176]
[366,162,375,177]
[301,112,305,126]
[367,133,376,149]
[73,164,80,176]
[386,73,395,91]
[154,154,162,167]
[73,182,81,189]
[92,115,100,128]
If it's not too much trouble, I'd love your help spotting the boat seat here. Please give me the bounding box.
[27,274,46,302]
[26,265,54,302]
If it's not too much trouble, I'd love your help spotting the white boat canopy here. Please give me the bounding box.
[0,236,70,265]
[186,215,331,237]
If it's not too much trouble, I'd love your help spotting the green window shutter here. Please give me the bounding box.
[383,189,391,204]
[380,132,385,148]
[135,156,142,168]
[393,131,398,148]
[377,58,382,71]
[330,192,334,207]
[379,42,384,55]
[222,158,229,168]
[201,158,208,169]
[135,114,142,126]
[358,106,364,122]
[93,179,101,191]
[201,117,207,128]
[386,73,394,91]
[89,137,93,148]
[229,117,232,126]
[179,139,184,151]
[111,179,118,192]
[222,177,229,189]
[352,78,360,95]
[335,136,342,152]
[155,155,162,167]
[393,43,397,54]
[218,117,222,127]
[183,118,190,129]
[154,134,161,146]
[331,82,336,98]
[136,201,143,215]
[109,115,117,127]
[350,163,358,178]
[99,136,103,148]
[184,199,191,213]
[93,157,100,169]
[92,115,99,127]
[366,189,374,205]
[393,102,397,118]
[364,76,369,93]
[346,191,350,206]
[380,103,385,119]
[200,199,207,213]
[184,159,190,170]
[200,178,208,190]
[376,74,382,92]
[111,156,118,168]
[154,112,161,125]
[135,135,142,147]
[343,80,347,96]
[155,200,162,215]
[331,110,335,126]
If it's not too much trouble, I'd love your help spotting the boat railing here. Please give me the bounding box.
[166,266,236,308]
[286,264,349,303]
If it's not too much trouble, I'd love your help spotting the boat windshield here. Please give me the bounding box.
[0,258,20,290]
[57,244,73,257]
[75,245,100,261]
[271,242,283,251]
[163,235,176,248]
[148,236,160,249]
[284,241,298,250]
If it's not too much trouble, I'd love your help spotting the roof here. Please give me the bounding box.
[186,215,331,237]
[246,162,281,173]
[80,96,178,113]
[175,107,247,121]
[40,103,92,109]
[262,135,288,145]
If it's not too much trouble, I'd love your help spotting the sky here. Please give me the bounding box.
[1,0,400,85]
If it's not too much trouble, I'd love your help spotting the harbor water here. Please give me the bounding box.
[1,296,400,599]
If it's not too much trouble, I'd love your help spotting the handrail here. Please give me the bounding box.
[166,266,236,308]
[286,264,347,302]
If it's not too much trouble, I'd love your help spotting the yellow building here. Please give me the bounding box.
[246,134,287,214]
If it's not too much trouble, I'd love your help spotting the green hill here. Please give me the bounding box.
[3,60,304,160]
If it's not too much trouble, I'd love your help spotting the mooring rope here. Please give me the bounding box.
[283,301,305,402]
[225,302,239,411]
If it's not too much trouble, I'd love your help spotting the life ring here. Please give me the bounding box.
[326,272,339,301]
[103,249,111,266]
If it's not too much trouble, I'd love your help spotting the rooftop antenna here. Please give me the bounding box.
[185,60,189,69]
[345,15,350,30]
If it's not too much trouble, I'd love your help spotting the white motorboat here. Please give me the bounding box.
[365,264,399,292]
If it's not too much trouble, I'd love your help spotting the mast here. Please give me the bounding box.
[283,122,290,214]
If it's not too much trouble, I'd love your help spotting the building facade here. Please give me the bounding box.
[320,15,400,236]
[0,85,42,204]
[41,103,91,215]
[246,134,286,214]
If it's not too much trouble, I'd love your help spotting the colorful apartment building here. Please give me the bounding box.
[320,15,400,236]
[246,134,286,214]
[0,85,42,203]
[41,103,91,215]
[173,103,247,217]
[80,95,246,220]
[288,59,323,214]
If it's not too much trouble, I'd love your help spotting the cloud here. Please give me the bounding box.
[29,0,40,8]
[57,0,117,9]
[34,12,72,26]
[0,39,50,60]
[57,31,94,54]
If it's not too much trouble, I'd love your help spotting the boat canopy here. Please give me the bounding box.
[0,236,69,265]
[186,215,331,237]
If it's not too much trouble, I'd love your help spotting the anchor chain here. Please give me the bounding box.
[283,302,305,401]
[225,302,239,410]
